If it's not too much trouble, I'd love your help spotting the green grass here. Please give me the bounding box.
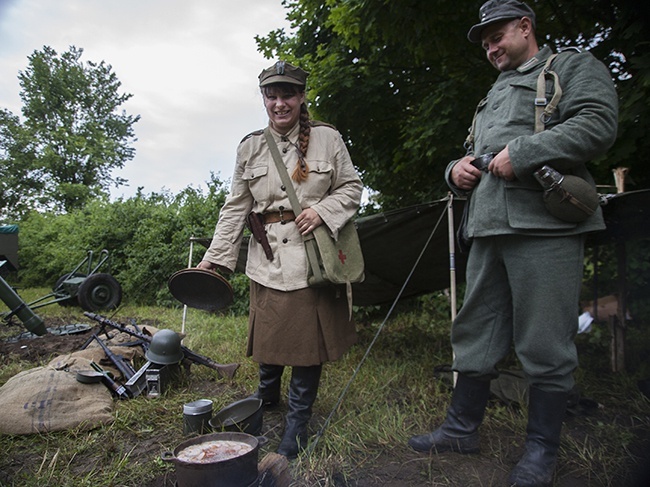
[1,290,649,486]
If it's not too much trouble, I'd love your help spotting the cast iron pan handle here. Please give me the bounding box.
[160,451,176,463]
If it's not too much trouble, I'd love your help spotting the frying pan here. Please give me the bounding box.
[168,268,234,312]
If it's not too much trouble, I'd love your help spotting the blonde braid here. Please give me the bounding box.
[291,103,311,183]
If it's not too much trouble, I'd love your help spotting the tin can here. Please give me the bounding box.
[183,399,213,436]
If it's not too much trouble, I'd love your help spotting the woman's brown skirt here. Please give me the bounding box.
[247,281,357,367]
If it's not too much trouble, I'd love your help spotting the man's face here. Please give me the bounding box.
[481,18,533,71]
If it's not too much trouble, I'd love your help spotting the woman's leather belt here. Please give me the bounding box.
[263,210,296,224]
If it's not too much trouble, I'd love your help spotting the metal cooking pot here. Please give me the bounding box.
[161,431,262,487]
[209,398,263,436]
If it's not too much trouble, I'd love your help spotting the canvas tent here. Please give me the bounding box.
[0,225,19,273]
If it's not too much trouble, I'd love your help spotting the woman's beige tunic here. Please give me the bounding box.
[203,121,363,366]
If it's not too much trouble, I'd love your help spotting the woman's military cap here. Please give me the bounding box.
[258,61,309,87]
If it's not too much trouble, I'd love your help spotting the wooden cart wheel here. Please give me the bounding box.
[77,273,122,311]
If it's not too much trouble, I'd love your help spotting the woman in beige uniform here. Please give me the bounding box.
[197,60,362,458]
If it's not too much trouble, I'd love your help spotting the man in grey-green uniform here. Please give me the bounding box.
[408,1,618,486]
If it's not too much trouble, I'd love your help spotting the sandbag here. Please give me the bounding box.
[0,365,114,435]
[0,326,154,435]
[50,345,141,381]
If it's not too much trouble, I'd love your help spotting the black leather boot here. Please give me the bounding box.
[251,363,284,408]
[408,374,491,453]
[508,387,569,487]
[276,365,322,458]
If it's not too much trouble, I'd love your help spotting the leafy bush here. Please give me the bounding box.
[15,174,231,306]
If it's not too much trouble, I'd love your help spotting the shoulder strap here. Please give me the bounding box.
[240,129,264,143]
[310,120,337,130]
[263,128,324,284]
[464,96,488,155]
[534,53,562,133]
[264,128,303,213]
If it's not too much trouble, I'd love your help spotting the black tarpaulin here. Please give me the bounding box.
[587,189,650,245]
[350,197,467,306]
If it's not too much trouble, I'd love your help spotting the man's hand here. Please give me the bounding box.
[488,147,515,181]
[451,155,483,191]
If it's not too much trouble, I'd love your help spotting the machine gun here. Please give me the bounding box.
[84,312,239,379]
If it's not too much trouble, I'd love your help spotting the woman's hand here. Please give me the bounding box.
[196,260,217,271]
[197,260,232,274]
[295,208,323,235]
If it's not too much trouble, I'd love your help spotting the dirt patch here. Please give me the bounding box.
[1,326,92,363]
[2,316,650,487]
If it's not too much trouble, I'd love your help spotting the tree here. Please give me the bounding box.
[0,45,139,218]
[257,0,650,209]
[0,109,44,218]
[17,173,231,306]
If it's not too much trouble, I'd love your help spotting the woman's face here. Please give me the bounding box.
[263,85,305,134]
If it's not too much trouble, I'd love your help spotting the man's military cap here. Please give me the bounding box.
[258,61,309,87]
[467,0,536,43]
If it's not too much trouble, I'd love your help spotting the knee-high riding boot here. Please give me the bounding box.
[276,364,322,458]
[252,363,284,408]
[508,386,569,487]
[408,374,491,453]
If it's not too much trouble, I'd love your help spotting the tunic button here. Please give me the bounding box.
[282,238,288,244]
[282,148,288,153]
[281,185,286,191]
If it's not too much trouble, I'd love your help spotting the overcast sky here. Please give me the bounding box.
[0,0,291,200]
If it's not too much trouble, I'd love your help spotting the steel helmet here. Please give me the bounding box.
[145,329,184,365]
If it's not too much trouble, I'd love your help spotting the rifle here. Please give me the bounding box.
[89,361,131,399]
[84,312,239,379]
[91,333,136,380]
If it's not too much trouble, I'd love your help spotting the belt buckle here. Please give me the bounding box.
[278,207,288,225]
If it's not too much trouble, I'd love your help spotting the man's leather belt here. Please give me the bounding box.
[263,210,296,224]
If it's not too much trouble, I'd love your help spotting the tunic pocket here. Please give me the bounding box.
[302,160,333,197]
[242,164,268,180]
[505,184,577,230]
[242,164,269,202]
[506,80,538,128]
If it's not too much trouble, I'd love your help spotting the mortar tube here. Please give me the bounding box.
[0,274,47,336]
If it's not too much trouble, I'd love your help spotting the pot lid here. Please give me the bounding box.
[211,397,262,425]
[183,398,213,415]
[168,268,234,312]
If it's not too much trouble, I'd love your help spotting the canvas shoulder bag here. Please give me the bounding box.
[263,128,364,312]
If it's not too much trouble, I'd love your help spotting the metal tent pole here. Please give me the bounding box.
[447,193,458,385]
[181,237,195,335]
[447,193,458,321]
